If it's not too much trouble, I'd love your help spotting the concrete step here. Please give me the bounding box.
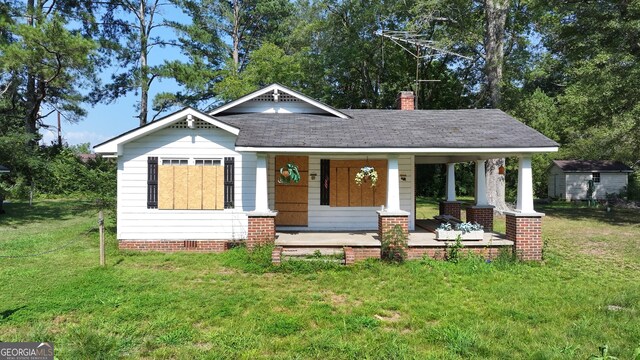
[281,256,345,264]
[281,247,345,257]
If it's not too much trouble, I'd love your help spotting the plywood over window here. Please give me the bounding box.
[329,160,387,207]
[158,165,224,210]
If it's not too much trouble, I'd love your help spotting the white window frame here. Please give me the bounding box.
[161,158,188,165]
[195,158,222,166]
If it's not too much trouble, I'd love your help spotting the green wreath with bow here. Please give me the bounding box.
[278,162,301,184]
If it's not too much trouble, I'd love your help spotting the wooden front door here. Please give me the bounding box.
[275,156,308,226]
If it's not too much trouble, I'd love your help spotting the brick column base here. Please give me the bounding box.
[377,210,409,240]
[271,246,283,265]
[466,206,495,232]
[505,212,544,261]
[247,211,277,250]
[439,201,462,220]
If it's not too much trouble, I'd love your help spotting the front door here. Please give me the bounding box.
[275,156,308,226]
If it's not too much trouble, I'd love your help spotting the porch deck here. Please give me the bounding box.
[274,225,513,248]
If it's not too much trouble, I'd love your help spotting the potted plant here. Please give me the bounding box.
[355,166,378,187]
[436,222,484,241]
[278,162,301,184]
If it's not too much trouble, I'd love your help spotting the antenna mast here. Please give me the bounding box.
[377,30,470,109]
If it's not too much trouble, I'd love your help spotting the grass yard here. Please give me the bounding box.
[1,199,639,359]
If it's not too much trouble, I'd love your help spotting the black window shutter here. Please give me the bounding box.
[224,157,235,209]
[320,159,330,205]
[147,157,158,209]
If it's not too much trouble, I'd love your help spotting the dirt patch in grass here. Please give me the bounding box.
[375,311,402,323]
[327,292,362,309]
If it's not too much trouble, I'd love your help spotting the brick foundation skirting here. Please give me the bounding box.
[247,215,276,250]
[344,247,381,265]
[407,246,509,261]
[466,206,495,232]
[506,213,543,261]
[119,240,229,252]
[271,246,283,265]
[439,201,462,220]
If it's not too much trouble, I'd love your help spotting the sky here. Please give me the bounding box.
[39,5,191,149]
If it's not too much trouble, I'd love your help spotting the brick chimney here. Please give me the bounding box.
[398,91,415,110]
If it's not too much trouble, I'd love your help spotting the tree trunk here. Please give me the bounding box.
[139,0,148,126]
[24,0,37,135]
[484,0,509,212]
[232,0,240,69]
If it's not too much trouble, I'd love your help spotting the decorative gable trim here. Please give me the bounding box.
[94,107,240,156]
[209,83,350,119]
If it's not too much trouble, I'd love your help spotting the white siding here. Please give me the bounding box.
[565,173,590,201]
[231,100,331,115]
[271,154,415,231]
[117,127,254,240]
[562,172,628,200]
[593,173,628,199]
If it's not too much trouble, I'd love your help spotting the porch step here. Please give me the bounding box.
[279,247,346,265]
[281,247,345,257]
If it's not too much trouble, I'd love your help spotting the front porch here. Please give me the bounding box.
[272,226,514,264]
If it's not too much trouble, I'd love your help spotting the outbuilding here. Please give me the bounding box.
[548,160,632,201]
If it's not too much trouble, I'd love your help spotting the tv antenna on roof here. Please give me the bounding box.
[377,30,471,109]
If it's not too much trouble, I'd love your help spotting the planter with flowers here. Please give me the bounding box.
[436,222,484,241]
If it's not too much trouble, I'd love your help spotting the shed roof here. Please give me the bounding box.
[0,165,9,173]
[552,160,633,173]
[216,109,558,149]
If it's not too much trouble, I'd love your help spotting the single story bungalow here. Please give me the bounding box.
[548,160,632,201]
[94,84,558,262]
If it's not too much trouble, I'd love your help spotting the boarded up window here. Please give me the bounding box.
[158,165,224,210]
[329,160,387,207]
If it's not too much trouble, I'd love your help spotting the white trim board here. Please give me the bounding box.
[208,83,350,119]
[94,107,239,155]
[235,146,560,155]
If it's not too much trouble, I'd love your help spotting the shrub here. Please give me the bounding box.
[381,224,408,263]
[445,235,464,263]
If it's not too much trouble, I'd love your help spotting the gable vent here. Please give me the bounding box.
[170,119,218,129]
[252,92,301,102]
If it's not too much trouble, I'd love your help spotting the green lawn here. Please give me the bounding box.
[1,199,639,359]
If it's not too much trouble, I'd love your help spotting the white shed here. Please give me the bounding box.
[548,160,633,201]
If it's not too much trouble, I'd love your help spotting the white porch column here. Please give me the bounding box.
[474,160,488,206]
[516,156,535,213]
[386,155,401,212]
[446,163,456,201]
[254,154,269,212]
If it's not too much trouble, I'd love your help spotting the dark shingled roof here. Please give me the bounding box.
[216,109,558,148]
[553,160,632,173]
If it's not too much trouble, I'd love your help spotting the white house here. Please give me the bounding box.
[548,160,632,201]
[94,84,559,262]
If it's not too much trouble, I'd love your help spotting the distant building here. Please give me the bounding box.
[548,160,633,200]
[0,165,9,173]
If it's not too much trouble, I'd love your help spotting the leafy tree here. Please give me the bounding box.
[154,0,294,110]
[96,0,176,125]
